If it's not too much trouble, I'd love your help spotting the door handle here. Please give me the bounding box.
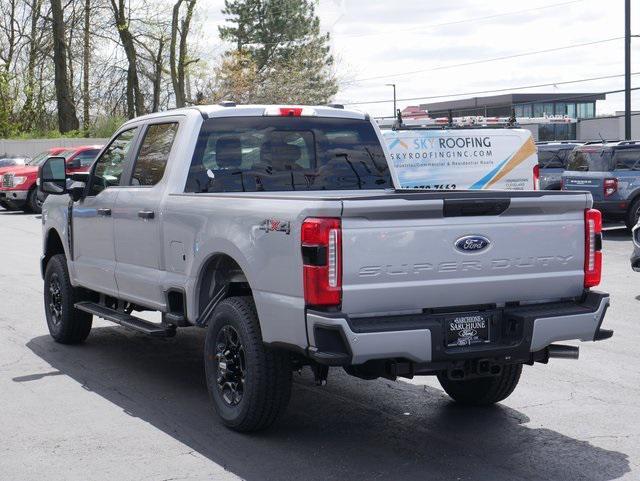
[97,208,111,217]
[138,210,155,220]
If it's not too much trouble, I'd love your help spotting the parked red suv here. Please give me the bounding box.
[0,145,102,213]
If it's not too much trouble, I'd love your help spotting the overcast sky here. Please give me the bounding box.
[202,0,639,117]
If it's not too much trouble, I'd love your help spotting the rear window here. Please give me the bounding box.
[74,149,101,167]
[566,149,611,172]
[538,148,573,169]
[185,117,391,193]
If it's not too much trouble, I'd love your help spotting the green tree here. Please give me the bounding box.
[218,0,337,104]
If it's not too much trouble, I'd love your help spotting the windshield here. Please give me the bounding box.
[27,151,52,166]
[185,117,392,192]
[538,149,572,169]
[566,149,611,172]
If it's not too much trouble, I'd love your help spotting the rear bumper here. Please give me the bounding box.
[593,199,627,217]
[0,189,29,201]
[306,291,611,366]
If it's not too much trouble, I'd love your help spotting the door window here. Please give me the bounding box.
[131,123,179,186]
[90,128,137,196]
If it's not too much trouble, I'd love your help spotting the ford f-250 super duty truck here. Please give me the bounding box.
[38,104,613,432]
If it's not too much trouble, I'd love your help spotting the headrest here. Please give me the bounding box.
[260,141,302,170]
[215,137,242,169]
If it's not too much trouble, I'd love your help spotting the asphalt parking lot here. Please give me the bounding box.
[0,209,638,481]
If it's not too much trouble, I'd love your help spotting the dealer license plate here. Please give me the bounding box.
[446,312,491,348]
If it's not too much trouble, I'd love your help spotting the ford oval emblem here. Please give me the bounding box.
[455,235,491,253]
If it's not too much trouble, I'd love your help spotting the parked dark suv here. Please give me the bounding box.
[536,141,582,190]
[562,140,640,229]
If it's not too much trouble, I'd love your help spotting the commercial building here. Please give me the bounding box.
[412,93,606,141]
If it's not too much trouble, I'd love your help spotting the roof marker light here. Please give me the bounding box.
[263,106,317,117]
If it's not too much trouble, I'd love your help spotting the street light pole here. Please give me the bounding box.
[386,83,396,119]
[625,0,631,140]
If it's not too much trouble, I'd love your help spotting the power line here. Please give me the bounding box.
[344,72,640,106]
[346,37,624,84]
[332,0,585,39]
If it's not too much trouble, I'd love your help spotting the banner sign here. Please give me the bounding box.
[382,128,537,190]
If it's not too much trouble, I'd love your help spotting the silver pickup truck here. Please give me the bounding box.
[38,104,613,432]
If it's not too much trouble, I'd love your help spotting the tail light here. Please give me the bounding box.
[301,218,342,306]
[584,208,602,288]
[533,164,540,190]
[604,178,618,197]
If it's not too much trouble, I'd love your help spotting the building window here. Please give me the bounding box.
[566,103,576,118]
[533,103,544,117]
[515,103,532,117]
[555,102,567,115]
[577,102,595,118]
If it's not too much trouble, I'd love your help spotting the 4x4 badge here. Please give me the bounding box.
[259,219,291,235]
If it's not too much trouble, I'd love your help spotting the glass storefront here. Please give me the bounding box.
[514,101,595,119]
[538,123,577,141]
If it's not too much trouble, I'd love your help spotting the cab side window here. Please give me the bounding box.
[130,123,178,186]
[90,128,137,196]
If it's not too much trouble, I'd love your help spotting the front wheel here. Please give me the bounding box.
[204,296,292,432]
[27,188,43,214]
[44,254,92,344]
[437,363,523,406]
[1,199,20,211]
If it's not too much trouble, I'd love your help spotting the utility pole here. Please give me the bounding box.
[625,0,631,140]
[386,83,396,118]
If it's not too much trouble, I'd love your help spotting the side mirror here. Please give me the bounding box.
[68,181,87,202]
[67,157,81,169]
[39,156,67,195]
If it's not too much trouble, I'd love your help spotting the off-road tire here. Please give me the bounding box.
[437,363,523,406]
[26,188,42,214]
[626,198,640,231]
[44,254,92,344]
[204,296,292,432]
[1,199,20,211]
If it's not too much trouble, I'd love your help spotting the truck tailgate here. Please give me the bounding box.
[562,172,605,201]
[340,192,590,315]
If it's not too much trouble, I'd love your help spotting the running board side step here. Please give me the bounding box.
[75,301,176,337]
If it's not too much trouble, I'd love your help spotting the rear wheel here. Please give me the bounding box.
[44,254,92,344]
[626,198,640,231]
[204,296,292,432]
[437,363,523,406]
[26,188,42,214]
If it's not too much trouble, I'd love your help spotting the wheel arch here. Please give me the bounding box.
[194,252,252,324]
[41,228,66,278]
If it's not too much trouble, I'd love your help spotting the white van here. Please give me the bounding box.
[382,128,538,190]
